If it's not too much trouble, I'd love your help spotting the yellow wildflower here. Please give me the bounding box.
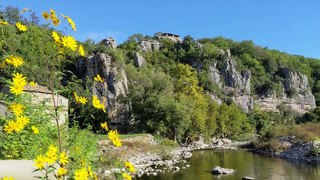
[92,95,106,112]
[52,18,60,26]
[52,31,60,44]
[9,85,24,96]
[59,152,68,166]
[122,173,132,180]
[1,176,15,180]
[124,161,136,173]
[29,81,37,87]
[49,9,60,26]
[74,167,89,180]
[61,36,78,51]
[34,155,47,169]
[61,14,76,31]
[13,121,24,132]
[9,103,24,116]
[74,92,88,105]
[46,144,58,164]
[78,96,88,105]
[12,73,27,86]
[10,73,27,96]
[108,130,122,147]
[79,45,85,56]
[57,167,68,177]
[74,91,79,99]
[3,121,16,134]
[31,126,39,134]
[101,122,108,131]
[87,166,93,178]
[15,122,25,132]
[93,74,103,83]
[15,22,27,32]
[42,12,50,20]
[68,18,76,31]
[5,55,24,68]
[0,21,9,25]
[50,9,56,16]
[16,115,29,127]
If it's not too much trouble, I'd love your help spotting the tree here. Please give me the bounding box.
[2,6,22,24]
[171,63,202,96]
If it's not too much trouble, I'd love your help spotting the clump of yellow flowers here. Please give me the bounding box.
[1,7,136,180]
[33,144,71,179]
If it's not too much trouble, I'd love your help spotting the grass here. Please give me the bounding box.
[96,133,148,141]
[269,122,320,142]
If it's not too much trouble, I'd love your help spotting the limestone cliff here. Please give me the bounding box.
[256,67,316,113]
[76,53,130,124]
[207,50,315,113]
[208,50,253,112]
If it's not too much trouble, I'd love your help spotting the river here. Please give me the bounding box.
[138,149,320,180]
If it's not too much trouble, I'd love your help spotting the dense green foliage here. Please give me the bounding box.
[2,7,320,143]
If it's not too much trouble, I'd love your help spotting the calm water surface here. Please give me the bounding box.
[138,149,320,180]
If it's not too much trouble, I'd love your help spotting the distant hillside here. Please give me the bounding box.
[2,13,320,141]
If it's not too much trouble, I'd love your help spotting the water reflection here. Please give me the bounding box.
[138,150,320,180]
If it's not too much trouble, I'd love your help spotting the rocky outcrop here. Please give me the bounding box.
[133,52,145,68]
[208,51,253,112]
[222,58,251,94]
[101,37,117,49]
[207,49,315,113]
[76,53,130,124]
[256,67,316,113]
[139,40,162,52]
[208,63,222,88]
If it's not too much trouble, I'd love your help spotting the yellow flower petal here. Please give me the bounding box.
[15,22,27,32]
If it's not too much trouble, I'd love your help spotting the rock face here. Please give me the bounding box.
[256,67,316,113]
[133,52,145,68]
[222,58,251,94]
[207,49,315,113]
[139,40,162,52]
[76,53,130,125]
[101,37,117,49]
[208,63,222,88]
[208,51,253,112]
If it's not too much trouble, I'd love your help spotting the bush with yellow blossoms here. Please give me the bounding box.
[0,7,135,180]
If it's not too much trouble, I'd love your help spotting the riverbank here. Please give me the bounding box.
[252,136,320,164]
[97,134,250,178]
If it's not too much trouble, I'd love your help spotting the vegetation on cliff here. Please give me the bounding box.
[1,6,320,145]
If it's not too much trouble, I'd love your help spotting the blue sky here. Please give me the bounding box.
[1,0,320,58]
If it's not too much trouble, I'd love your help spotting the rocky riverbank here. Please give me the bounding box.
[253,136,320,164]
[98,135,249,178]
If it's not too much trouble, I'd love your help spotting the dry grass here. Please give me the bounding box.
[270,122,320,142]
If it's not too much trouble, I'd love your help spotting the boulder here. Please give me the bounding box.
[133,52,145,67]
[211,166,235,175]
[182,151,193,159]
